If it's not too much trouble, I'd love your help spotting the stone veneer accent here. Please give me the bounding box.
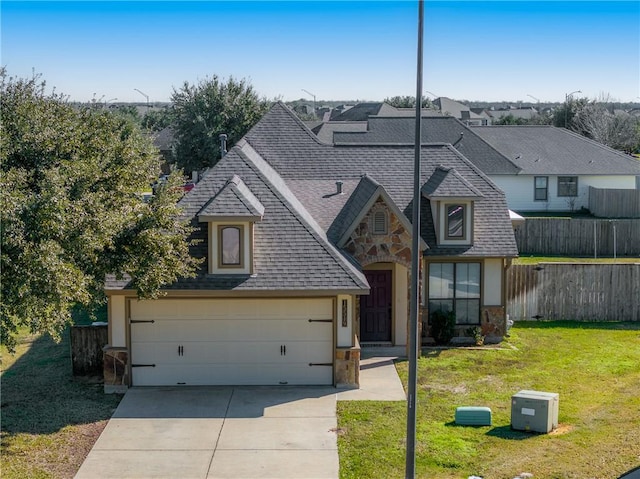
[103,346,129,394]
[344,198,413,268]
[335,344,361,388]
[480,306,507,338]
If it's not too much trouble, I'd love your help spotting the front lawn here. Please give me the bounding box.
[1,316,121,478]
[338,321,640,479]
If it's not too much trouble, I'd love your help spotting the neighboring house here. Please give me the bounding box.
[151,126,175,174]
[103,103,517,391]
[433,97,489,125]
[485,107,540,122]
[470,126,640,212]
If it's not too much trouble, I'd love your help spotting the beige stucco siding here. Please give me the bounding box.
[483,258,503,306]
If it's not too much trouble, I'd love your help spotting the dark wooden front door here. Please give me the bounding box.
[360,270,392,342]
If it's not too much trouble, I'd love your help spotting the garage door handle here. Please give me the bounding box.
[309,363,332,367]
[308,319,332,323]
[131,364,156,368]
[131,320,155,324]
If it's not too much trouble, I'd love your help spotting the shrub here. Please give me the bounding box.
[430,310,456,345]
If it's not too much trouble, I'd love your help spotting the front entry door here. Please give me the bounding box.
[360,270,392,342]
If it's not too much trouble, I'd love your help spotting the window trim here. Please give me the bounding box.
[218,224,244,269]
[557,176,578,197]
[427,261,481,325]
[444,204,466,240]
[534,176,548,201]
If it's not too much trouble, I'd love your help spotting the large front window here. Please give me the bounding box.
[428,262,480,325]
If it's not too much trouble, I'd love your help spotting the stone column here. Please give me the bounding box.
[103,346,129,394]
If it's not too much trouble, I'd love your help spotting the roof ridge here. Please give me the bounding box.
[236,142,368,290]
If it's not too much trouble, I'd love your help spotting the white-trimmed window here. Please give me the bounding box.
[428,262,481,325]
[445,204,465,239]
[558,176,578,197]
[534,176,548,201]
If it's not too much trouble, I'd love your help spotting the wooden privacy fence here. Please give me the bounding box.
[589,186,640,218]
[514,218,640,256]
[506,263,640,322]
[70,324,108,376]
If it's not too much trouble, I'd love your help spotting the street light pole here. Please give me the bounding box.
[564,90,581,129]
[134,88,150,110]
[301,89,316,119]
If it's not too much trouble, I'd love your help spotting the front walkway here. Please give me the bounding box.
[75,354,405,479]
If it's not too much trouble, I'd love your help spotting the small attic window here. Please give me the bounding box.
[219,225,243,267]
[372,210,388,235]
[446,204,465,239]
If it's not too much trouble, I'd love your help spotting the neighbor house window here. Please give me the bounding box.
[428,262,480,325]
[372,210,388,234]
[445,204,465,239]
[534,176,548,201]
[218,225,243,267]
[558,176,578,197]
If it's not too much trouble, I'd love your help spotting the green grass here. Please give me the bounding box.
[514,255,639,264]
[1,317,121,479]
[338,321,640,479]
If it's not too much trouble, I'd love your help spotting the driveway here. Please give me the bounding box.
[75,354,405,479]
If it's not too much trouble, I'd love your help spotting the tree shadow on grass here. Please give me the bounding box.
[1,329,121,436]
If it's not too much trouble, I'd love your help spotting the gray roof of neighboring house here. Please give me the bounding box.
[434,97,485,120]
[152,126,176,151]
[330,116,521,175]
[329,102,399,121]
[106,103,518,292]
[311,121,368,144]
[470,125,640,175]
[198,174,264,219]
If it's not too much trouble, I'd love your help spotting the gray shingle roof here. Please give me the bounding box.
[330,116,521,175]
[245,102,518,258]
[198,174,264,220]
[106,102,518,292]
[471,125,640,175]
[422,166,485,199]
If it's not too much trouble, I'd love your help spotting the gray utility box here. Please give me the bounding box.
[511,390,559,433]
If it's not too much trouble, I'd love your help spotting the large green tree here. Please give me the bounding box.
[171,75,270,172]
[0,71,199,351]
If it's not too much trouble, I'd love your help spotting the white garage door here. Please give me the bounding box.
[129,298,334,386]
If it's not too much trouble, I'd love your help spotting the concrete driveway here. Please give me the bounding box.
[75,354,405,479]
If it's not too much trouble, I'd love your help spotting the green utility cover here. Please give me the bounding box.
[455,406,492,426]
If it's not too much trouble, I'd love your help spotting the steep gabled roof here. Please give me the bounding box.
[329,175,427,250]
[471,125,640,175]
[244,102,517,258]
[198,174,264,220]
[422,166,484,199]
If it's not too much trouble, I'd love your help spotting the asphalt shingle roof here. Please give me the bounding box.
[106,103,518,292]
[198,174,264,219]
[471,125,640,175]
[422,166,485,199]
[331,116,521,175]
[245,102,518,258]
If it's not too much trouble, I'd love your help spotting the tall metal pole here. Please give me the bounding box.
[405,1,423,477]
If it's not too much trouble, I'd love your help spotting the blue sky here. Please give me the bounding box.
[1,1,638,103]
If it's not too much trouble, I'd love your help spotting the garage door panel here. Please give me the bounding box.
[132,319,331,343]
[130,299,334,386]
[130,299,333,321]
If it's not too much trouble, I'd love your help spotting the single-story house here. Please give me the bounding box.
[103,103,517,391]
[470,126,640,212]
